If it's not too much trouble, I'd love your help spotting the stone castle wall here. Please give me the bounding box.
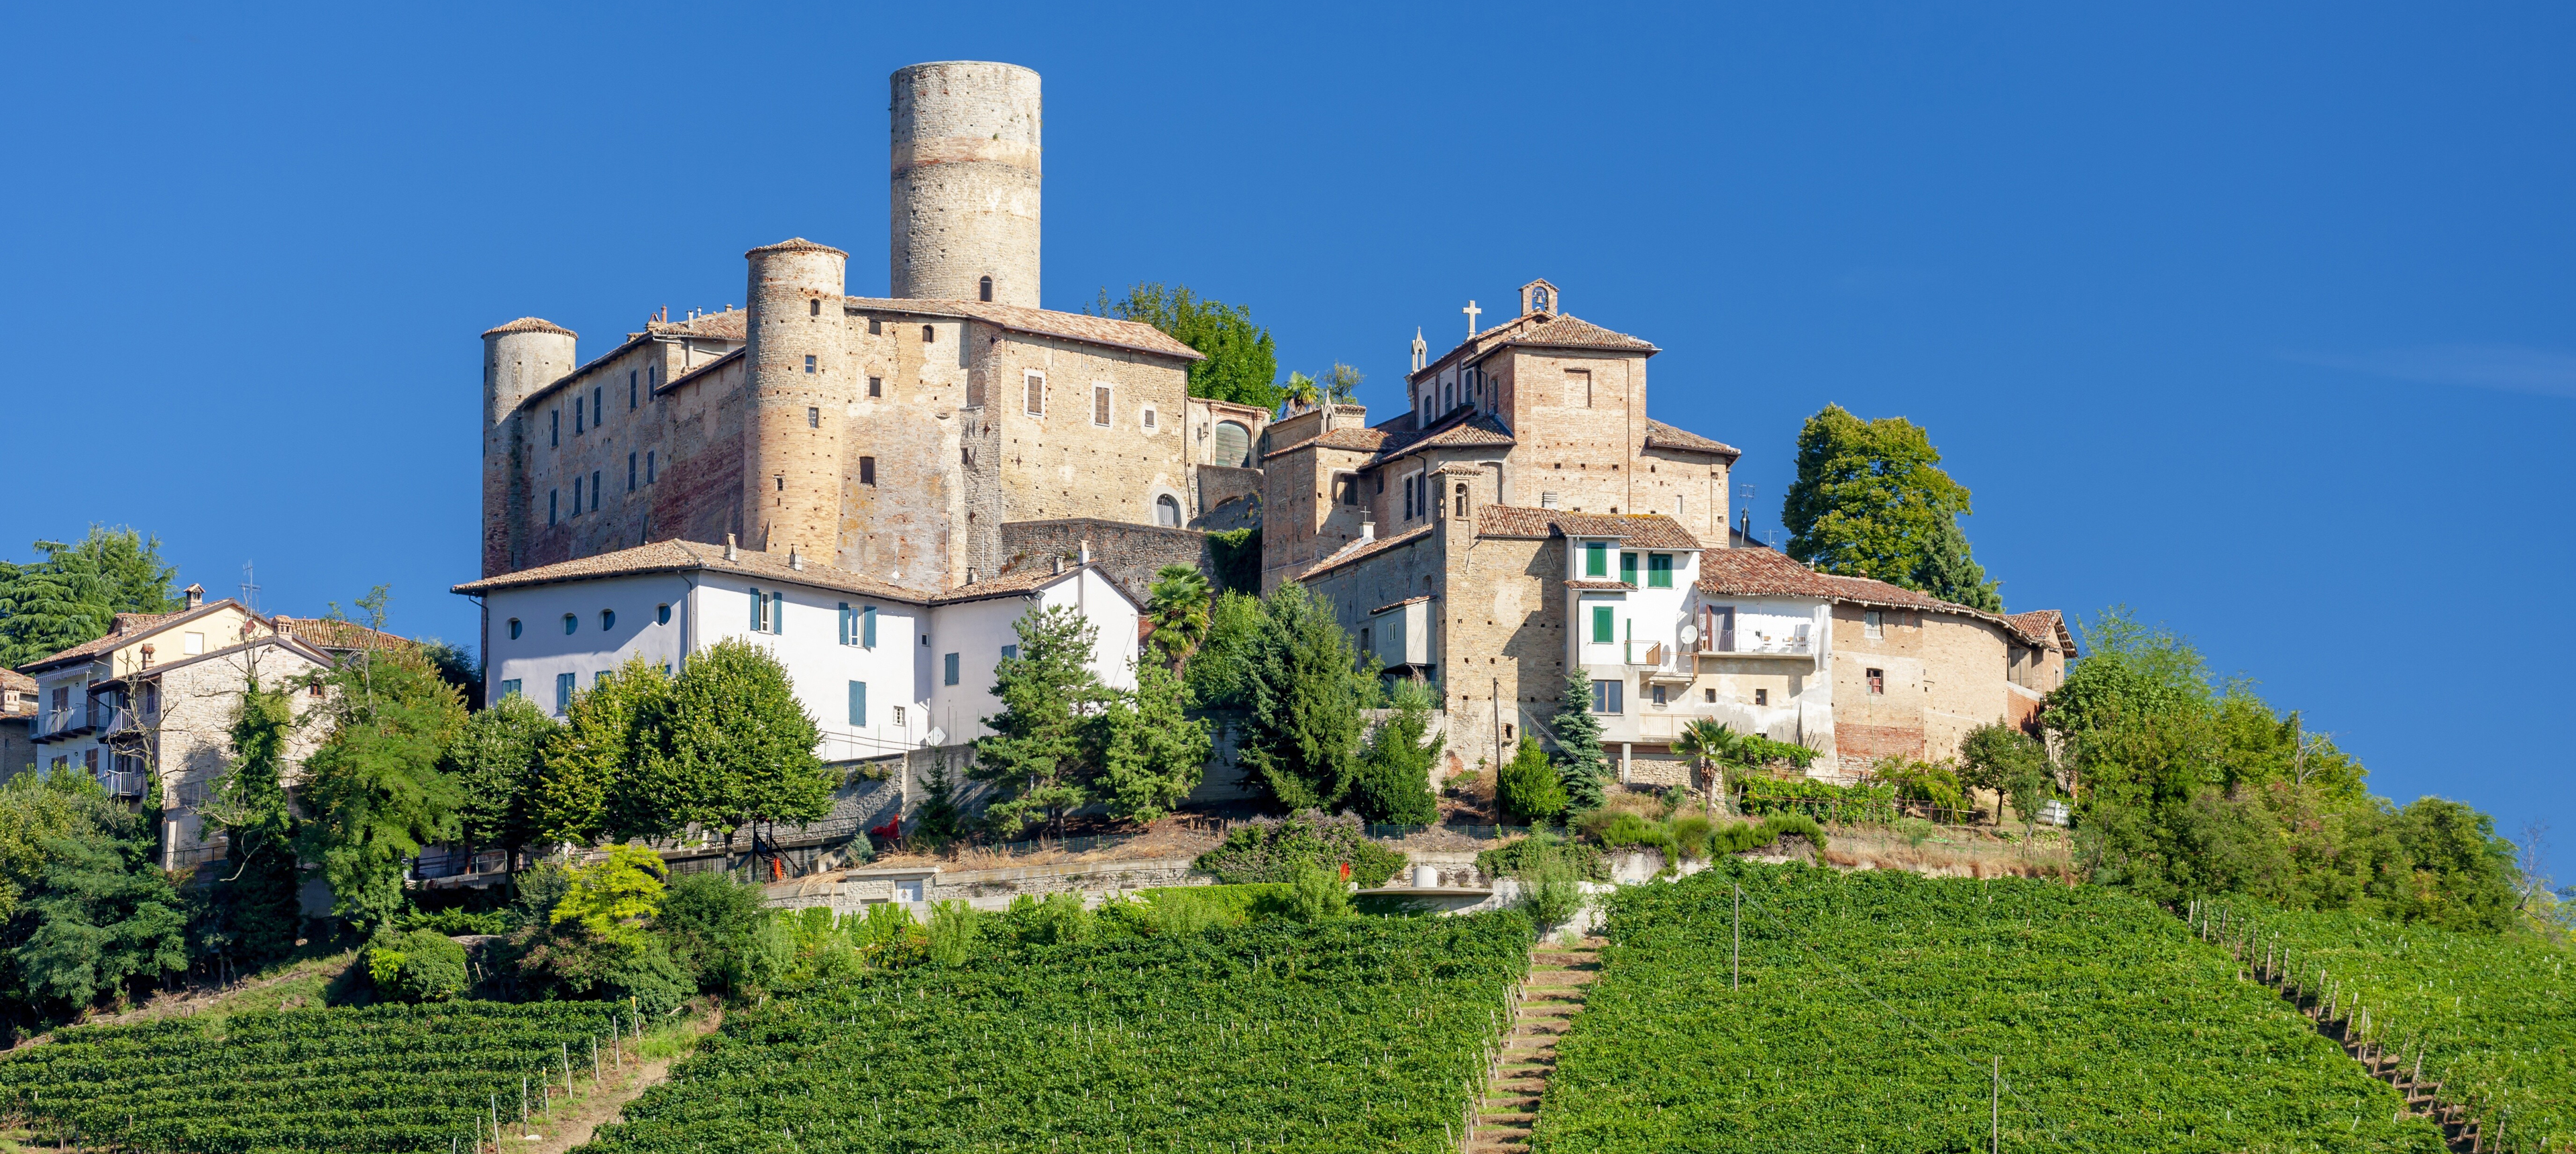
[890,62,1042,309]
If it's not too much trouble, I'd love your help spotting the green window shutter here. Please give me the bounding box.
[1619,552,1638,585]
[1591,605,1613,643]
[862,605,877,647]
[1585,542,1607,578]
[848,680,867,727]
[1648,554,1673,588]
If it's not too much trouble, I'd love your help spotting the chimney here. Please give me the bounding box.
[1358,518,1375,543]
[724,533,738,561]
[1078,540,1091,566]
[965,567,978,585]
[140,643,155,668]
[182,583,204,611]
[1053,554,1065,575]
[1739,509,1752,547]
[789,545,804,571]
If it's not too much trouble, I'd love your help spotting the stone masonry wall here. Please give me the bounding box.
[890,62,1042,309]
[1826,604,2015,773]
[998,518,1209,607]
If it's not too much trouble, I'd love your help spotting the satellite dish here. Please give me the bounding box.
[1680,623,1700,645]
[922,727,947,747]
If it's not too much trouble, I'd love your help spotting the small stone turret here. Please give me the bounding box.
[740,238,850,558]
[890,61,1042,308]
[480,317,576,576]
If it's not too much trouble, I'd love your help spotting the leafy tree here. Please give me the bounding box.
[0,526,182,669]
[1318,362,1363,405]
[195,678,305,967]
[1098,661,1211,825]
[1144,564,1213,670]
[1548,674,1611,812]
[550,843,667,949]
[658,869,779,996]
[529,655,672,846]
[1205,529,1260,595]
[659,640,831,846]
[1780,405,2000,611]
[1670,719,1754,818]
[1348,678,1441,825]
[974,605,1116,836]
[1958,721,2048,826]
[366,929,468,1002]
[441,693,558,865]
[1497,737,1568,824]
[1183,590,1265,711]
[1087,283,1280,410]
[1240,584,1368,811]
[13,784,188,1010]
[294,611,469,935]
[0,773,96,927]
[1190,809,1406,888]
[419,639,482,707]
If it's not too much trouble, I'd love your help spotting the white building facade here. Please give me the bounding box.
[454,539,1140,766]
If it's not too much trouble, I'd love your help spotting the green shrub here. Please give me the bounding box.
[1288,865,1354,921]
[925,900,981,966]
[1003,892,1096,945]
[365,929,468,1003]
[1515,853,1588,929]
[1735,776,1897,823]
[1193,809,1405,888]
[1497,737,1567,823]
[1477,833,1609,883]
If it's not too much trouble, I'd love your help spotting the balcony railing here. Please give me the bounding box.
[1623,640,1666,666]
[99,770,148,798]
[1700,635,1813,656]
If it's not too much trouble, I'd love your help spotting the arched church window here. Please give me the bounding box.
[1212,421,1250,468]
[1454,483,1469,517]
[1156,494,1181,527]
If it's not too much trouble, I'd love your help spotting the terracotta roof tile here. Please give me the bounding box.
[1415,309,1658,383]
[845,297,1203,362]
[2007,609,2078,656]
[16,601,250,674]
[643,307,748,342]
[1473,506,1703,549]
[1263,425,1389,460]
[481,317,575,339]
[1373,411,1516,463]
[270,617,416,653]
[1693,549,2059,648]
[1,668,34,692]
[453,540,927,603]
[934,563,1127,607]
[1368,595,1432,615]
[1564,579,1635,590]
[1643,419,1740,460]
[745,237,849,258]
[1297,526,1435,582]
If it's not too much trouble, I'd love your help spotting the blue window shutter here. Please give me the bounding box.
[555,672,576,715]
[848,681,867,727]
[838,602,851,645]
[749,588,762,631]
[945,652,959,686]
[862,605,877,647]
[771,592,785,634]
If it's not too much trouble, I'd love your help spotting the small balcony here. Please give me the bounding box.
[1699,634,1813,658]
[1623,640,1667,667]
[99,769,148,799]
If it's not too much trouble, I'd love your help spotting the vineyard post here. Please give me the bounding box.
[1732,884,1741,992]
[562,1041,574,1100]
[1990,1056,1999,1154]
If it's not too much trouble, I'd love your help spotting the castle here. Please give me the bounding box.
[475,60,2072,797]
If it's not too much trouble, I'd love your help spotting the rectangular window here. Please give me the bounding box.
[1867,668,1886,695]
[629,370,638,409]
[1619,552,1638,586]
[862,605,877,647]
[595,670,611,688]
[1704,688,1717,703]
[555,672,576,715]
[1754,688,1769,706]
[628,452,638,492]
[803,355,816,374]
[548,489,558,525]
[1584,542,1608,578]
[594,385,603,425]
[859,456,877,485]
[1093,384,1112,427]
[572,476,582,516]
[1651,685,1668,706]
[1025,371,1045,416]
[892,705,904,726]
[591,470,602,511]
[749,587,765,631]
[944,652,960,686]
[1646,554,1673,588]
[498,679,521,700]
[1591,678,1623,714]
[847,680,867,727]
[575,396,584,433]
[550,409,559,447]
[1864,610,1884,639]
[1359,626,1371,654]
[1591,605,1614,644]
[1401,476,1415,519]
[868,376,883,398]
[1001,644,1019,660]
[808,406,820,428]
[646,450,656,483]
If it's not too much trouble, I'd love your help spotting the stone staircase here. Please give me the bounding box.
[1465,937,1602,1154]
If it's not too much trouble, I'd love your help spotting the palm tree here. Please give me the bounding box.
[1672,719,1754,818]
[1281,371,1320,415]
[1144,564,1212,670]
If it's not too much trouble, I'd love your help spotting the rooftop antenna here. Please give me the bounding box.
[239,561,261,615]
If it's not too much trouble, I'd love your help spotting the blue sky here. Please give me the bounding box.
[3,4,2570,849]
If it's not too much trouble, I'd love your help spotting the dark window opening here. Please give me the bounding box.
[867,317,881,335]
[922,325,936,344]
[657,604,670,625]
[646,450,656,483]
[978,275,994,302]
[1454,482,1468,516]
[1867,668,1886,695]
[808,407,820,428]
[1704,688,1716,703]
[803,354,816,374]
[508,618,522,639]
[775,474,786,492]
[591,470,601,511]
[600,609,615,631]
[867,376,882,398]
[1754,688,1769,706]
[576,395,584,433]
[629,370,637,409]
[593,386,602,424]
[550,409,559,447]
[859,457,876,485]
[628,452,637,492]
[809,298,820,316]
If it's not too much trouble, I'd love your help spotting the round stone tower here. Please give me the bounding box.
[741,238,851,558]
[480,318,576,577]
[890,61,1041,308]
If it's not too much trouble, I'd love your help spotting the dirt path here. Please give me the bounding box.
[511,1009,723,1154]
[1465,936,1602,1154]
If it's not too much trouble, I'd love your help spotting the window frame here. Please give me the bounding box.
[1864,610,1884,639]
[1866,667,1886,695]
[1646,553,1673,588]
[944,651,960,686]
[859,456,877,486]
[1590,678,1623,715]
[1024,370,1046,417]
[1583,542,1608,578]
[1619,552,1639,586]
[1092,382,1113,428]
[1590,604,1615,644]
